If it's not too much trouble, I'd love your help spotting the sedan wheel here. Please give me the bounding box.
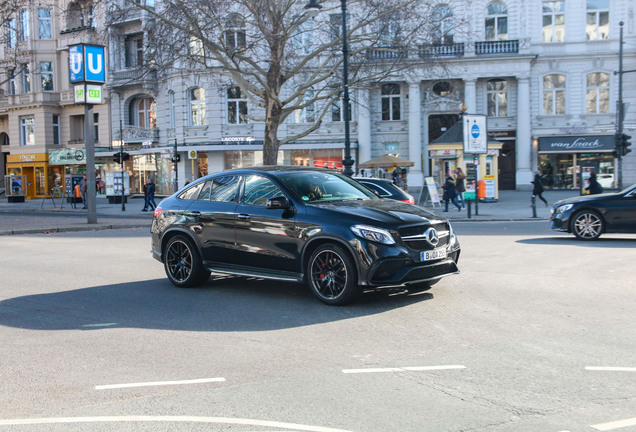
[571,211,604,240]
[307,244,359,305]
[164,235,210,287]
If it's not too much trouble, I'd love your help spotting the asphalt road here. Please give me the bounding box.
[0,222,635,431]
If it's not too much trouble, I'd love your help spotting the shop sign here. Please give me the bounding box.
[7,153,48,163]
[483,174,496,199]
[188,150,198,160]
[429,149,457,157]
[488,130,516,139]
[49,148,86,165]
[463,114,488,154]
[538,135,614,153]
[222,136,255,143]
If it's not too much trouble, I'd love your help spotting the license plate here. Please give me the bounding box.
[421,247,447,261]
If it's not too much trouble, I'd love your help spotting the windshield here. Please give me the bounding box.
[279,171,378,203]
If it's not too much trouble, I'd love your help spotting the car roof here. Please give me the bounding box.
[220,165,336,175]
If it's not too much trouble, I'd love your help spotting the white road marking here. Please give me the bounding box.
[0,416,355,431]
[95,377,225,390]
[342,365,466,374]
[591,417,636,431]
[586,366,636,372]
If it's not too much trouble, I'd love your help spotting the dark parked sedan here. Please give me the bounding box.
[151,166,461,305]
[550,183,636,240]
[355,177,415,204]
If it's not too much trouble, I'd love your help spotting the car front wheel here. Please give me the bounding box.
[571,210,604,240]
[307,244,359,305]
[163,235,210,287]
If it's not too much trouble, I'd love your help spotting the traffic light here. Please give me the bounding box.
[113,153,121,163]
[622,133,632,156]
[171,154,181,163]
[122,152,130,161]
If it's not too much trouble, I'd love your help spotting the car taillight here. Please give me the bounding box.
[153,208,164,218]
[402,198,415,204]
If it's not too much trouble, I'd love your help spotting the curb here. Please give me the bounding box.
[0,224,150,236]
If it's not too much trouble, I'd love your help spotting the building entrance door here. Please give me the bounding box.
[22,167,35,199]
[498,141,516,190]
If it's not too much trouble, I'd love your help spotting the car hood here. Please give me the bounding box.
[554,191,619,207]
[311,199,445,225]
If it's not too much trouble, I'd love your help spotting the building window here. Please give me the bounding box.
[432,81,453,97]
[53,114,61,145]
[586,72,609,114]
[70,115,84,142]
[381,83,401,121]
[38,9,52,39]
[189,88,206,126]
[125,33,143,68]
[543,74,566,115]
[189,35,203,56]
[8,69,16,95]
[225,14,246,52]
[40,62,53,91]
[329,14,341,40]
[542,1,564,42]
[586,0,609,40]
[7,18,16,48]
[66,0,93,29]
[432,6,454,45]
[22,63,30,93]
[169,91,175,128]
[378,20,400,47]
[20,117,35,146]
[227,86,248,124]
[331,97,351,122]
[292,20,314,55]
[487,79,508,117]
[93,113,99,142]
[20,9,30,41]
[130,97,156,129]
[295,89,315,123]
[485,2,508,41]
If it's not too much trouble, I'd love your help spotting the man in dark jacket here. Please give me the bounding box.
[442,176,462,212]
[142,178,157,211]
[585,171,604,195]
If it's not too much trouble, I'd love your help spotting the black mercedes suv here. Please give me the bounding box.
[151,166,461,305]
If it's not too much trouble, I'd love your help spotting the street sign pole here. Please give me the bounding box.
[83,101,97,223]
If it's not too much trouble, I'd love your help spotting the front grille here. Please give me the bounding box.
[398,222,450,251]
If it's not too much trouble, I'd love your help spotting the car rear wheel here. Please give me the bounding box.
[164,235,210,287]
[307,244,359,305]
[571,210,604,240]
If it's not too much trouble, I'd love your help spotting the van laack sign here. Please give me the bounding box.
[539,135,614,153]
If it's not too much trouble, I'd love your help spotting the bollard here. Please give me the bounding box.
[467,199,472,219]
[531,195,537,218]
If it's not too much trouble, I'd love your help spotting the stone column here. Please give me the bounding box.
[408,81,423,187]
[464,79,477,113]
[516,77,533,190]
[356,88,372,172]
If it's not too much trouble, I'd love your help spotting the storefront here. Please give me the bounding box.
[537,135,617,190]
[6,153,51,199]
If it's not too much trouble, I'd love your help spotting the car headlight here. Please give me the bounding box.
[351,225,395,245]
[554,203,573,215]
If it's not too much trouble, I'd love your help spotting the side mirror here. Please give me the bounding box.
[266,196,291,210]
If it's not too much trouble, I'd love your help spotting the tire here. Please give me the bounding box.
[307,244,359,305]
[571,210,604,240]
[163,235,210,287]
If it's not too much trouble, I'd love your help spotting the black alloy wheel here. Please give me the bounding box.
[307,244,359,305]
[571,210,604,240]
[164,235,210,287]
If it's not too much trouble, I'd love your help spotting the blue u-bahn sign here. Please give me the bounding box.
[69,44,106,83]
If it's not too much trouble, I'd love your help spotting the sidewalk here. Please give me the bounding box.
[0,190,578,235]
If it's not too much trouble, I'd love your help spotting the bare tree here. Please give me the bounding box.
[113,0,455,165]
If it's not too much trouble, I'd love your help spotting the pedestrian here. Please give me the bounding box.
[401,168,408,191]
[80,174,88,208]
[73,182,81,209]
[142,177,157,211]
[585,171,604,195]
[531,171,548,207]
[442,176,462,212]
[392,168,403,189]
[455,167,466,208]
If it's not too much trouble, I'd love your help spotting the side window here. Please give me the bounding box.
[178,181,204,200]
[361,182,389,197]
[242,175,283,206]
[210,176,240,202]
[197,180,213,201]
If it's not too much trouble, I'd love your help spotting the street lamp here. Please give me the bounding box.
[305,0,355,176]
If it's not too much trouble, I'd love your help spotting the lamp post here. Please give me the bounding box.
[305,0,355,176]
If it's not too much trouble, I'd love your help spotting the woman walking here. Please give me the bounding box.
[442,176,462,212]
[455,167,466,208]
[531,171,548,207]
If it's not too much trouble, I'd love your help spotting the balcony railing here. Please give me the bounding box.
[475,40,519,55]
[365,46,409,61]
[418,43,464,58]
[110,68,157,87]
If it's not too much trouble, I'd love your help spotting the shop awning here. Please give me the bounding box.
[357,154,415,169]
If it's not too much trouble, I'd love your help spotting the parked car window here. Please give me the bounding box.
[242,175,284,206]
[210,176,240,202]
[178,181,204,200]
[280,172,375,203]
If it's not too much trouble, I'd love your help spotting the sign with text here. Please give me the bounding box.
[463,114,488,154]
[538,135,615,153]
[69,44,106,83]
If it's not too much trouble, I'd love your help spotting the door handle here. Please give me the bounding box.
[238,213,251,220]
[186,211,201,218]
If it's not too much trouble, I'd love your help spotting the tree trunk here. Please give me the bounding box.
[263,97,282,166]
